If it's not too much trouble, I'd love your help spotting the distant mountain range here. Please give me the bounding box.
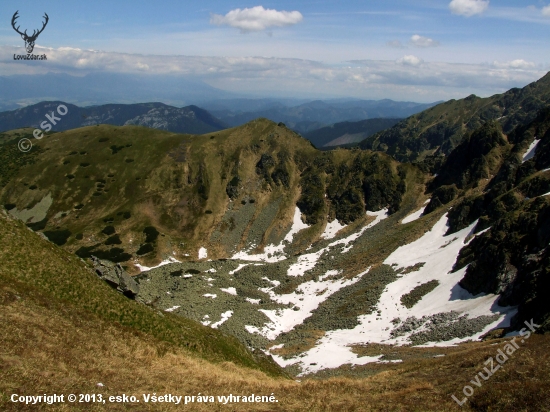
[0,72,237,110]
[0,101,227,135]
[0,99,434,148]
[205,99,438,134]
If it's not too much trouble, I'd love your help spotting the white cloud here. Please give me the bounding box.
[449,0,489,17]
[210,6,303,32]
[410,35,440,48]
[543,5,550,17]
[397,55,423,66]
[493,59,536,69]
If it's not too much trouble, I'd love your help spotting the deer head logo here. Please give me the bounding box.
[11,11,49,54]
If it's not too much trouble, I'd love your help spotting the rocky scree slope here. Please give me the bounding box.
[3,200,550,411]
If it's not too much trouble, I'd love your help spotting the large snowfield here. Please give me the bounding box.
[263,213,516,374]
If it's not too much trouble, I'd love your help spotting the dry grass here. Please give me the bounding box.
[2,283,550,412]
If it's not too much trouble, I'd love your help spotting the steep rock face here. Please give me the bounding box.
[446,108,550,234]
[435,109,550,332]
[423,121,510,214]
[430,121,508,190]
[359,72,550,164]
[453,198,550,331]
[295,150,406,225]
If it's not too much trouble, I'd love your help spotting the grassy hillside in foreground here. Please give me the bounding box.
[0,208,284,378]
[1,207,550,411]
[360,71,550,164]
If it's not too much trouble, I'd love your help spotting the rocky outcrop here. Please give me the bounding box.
[91,256,139,299]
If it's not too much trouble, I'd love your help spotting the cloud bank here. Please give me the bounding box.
[449,0,489,17]
[1,46,545,101]
[210,6,303,32]
[493,59,536,69]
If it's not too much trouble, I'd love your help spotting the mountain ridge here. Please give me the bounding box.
[304,118,402,148]
[360,71,550,164]
[207,99,438,134]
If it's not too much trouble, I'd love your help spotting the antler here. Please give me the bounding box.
[11,11,27,37]
[31,13,49,39]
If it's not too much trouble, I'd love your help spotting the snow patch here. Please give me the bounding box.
[336,209,388,253]
[522,139,540,163]
[135,257,181,272]
[284,207,310,243]
[246,297,261,304]
[198,247,208,259]
[269,343,285,350]
[319,270,341,281]
[401,205,427,224]
[259,278,281,295]
[320,219,347,240]
[229,264,249,275]
[250,267,371,340]
[220,287,238,296]
[211,311,233,329]
[287,249,325,277]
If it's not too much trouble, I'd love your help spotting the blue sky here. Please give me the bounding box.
[1,0,550,101]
